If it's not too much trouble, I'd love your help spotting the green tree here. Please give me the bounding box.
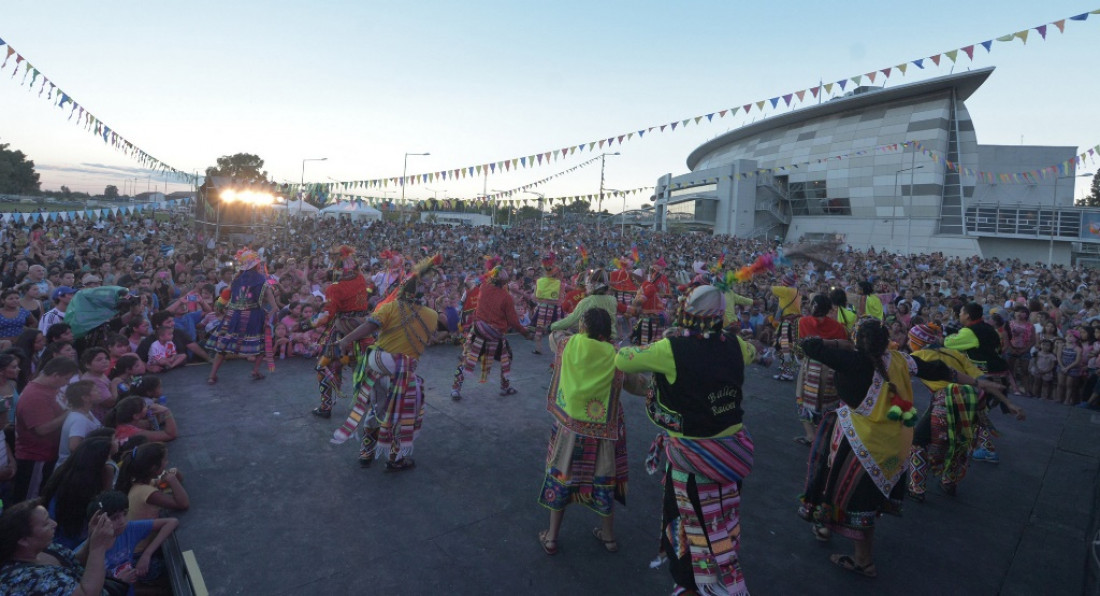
[0,143,41,195]
[1080,169,1100,207]
[199,153,273,226]
[60,185,72,198]
[104,185,120,200]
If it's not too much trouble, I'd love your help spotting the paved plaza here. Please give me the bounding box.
[167,338,1099,595]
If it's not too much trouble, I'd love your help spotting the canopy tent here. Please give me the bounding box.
[273,199,321,214]
[319,201,383,221]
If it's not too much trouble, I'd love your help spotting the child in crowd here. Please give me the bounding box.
[125,376,169,430]
[57,380,103,466]
[106,334,133,369]
[115,441,190,520]
[1057,331,1084,405]
[273,323,291,359]
[106,395,178,448]
[1030,338,1057,400]
[109,354,146,398]
[146,325,186,373]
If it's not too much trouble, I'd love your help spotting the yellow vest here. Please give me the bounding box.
[535,277,561,300]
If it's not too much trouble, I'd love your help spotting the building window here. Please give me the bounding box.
[666,199,717,224]
[669,183,717,198]
[788,180,847,215]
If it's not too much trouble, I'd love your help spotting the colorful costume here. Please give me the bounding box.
[616,285,757,596]
[332,255,441,470]
[531,255,562,350]
[908,328,984,500]
[311,246,372,417]
[771,279,802,381]
[452,260,527,399]
[538,332,628,516]
[798,337,953,539]
[944,316,1008,458]
[796,315,849,426]
[630,269,669,346]
[205,252,271,358]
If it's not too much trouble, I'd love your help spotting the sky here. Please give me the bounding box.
[1,0,1098,210]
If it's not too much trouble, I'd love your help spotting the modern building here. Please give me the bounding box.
[653,67,1095,265]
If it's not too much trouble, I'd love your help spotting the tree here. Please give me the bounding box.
[1080,169,1100,207]
[0,143,41,195]
[104,185,120,200]
[198,153,274,226]
[60,186,72,198]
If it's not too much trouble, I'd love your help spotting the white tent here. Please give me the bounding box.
[273,199,321,215]
[319,201,384,221]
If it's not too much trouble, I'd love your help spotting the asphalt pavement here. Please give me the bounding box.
[165,337,1099,595]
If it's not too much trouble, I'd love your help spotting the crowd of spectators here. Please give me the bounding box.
[1,206,1099,592]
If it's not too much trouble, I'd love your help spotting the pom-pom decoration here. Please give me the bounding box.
[732,253,776,283]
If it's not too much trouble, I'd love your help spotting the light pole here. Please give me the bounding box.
[523,190,546,227]
[892,165,921,254]
[299,157,327,219]
[905,164,924,256]
[402,152,430,222]
[1048,173,1092,265]
[597,152,620,232]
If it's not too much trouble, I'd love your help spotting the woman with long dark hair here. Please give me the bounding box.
[10,329,44,391]
[798,319,989,577]
[794,294,849,445]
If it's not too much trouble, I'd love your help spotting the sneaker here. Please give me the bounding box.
[971,448,999,464]
[450,390,462,401]
[311,407,332,419]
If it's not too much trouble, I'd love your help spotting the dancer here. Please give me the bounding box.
[537,308,645,556]
[337,256,441,470]
[609,256,638,338]
[771,272,802,382]
[550,268,621,340]
[794,294,849,445]
[944,302,1009,464]
[854,281,884,321]
[616,285,757,595]
[906,323,1023,502]
[798,319,985,578]
[530,253,562,355]
[204,249,278,384]
[310,245,373,419]
[628,258,670,346]
[451,257,533,401]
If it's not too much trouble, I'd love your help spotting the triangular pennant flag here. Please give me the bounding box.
[945,49,958,63]
[795,90,805,102]
[996,34,1015,42]
[912,58,925,69]
[866,72,875,83]
[980,40,993,52]
[881,67,891,78]
[930,54,941,66]
[1053,19,1066,33]
[896,63,907,75]
[743,104,751,113]
[851,75,862,85]
[1036,24,1047,39]
[755,100,765,110]
[1014,30,1028,44]
[768,97,779,108]
[809,86,819,98]
[823,83,833,94]
[837,80,847,91]
[1069,12,1089,21]
[961,45,975,59]
[782,94,792,106]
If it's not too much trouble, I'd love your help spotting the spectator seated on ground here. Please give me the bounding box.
[115,442,189,520]
[104,396,178,450]
[135,311,208,368]
[40,435,116,550]
[146,326,186,373]
[78,490,179,593]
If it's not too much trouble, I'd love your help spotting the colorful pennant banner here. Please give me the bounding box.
[0,38,197,183]
[312,8,1099,189]
[0,197,192,224]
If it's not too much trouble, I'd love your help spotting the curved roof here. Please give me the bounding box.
[686,67,994,170]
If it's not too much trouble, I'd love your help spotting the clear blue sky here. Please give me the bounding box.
[1,0,1097,208]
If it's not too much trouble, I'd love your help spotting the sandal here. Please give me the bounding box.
[384,458,416,473]
[206,376,218,385]
[812,523,831,542]
[251,371,266,381]
[592,527,619,553]
[830,554,877,578]
[500,387,518,396]
[794,436,812,446]
[538,530,558,556]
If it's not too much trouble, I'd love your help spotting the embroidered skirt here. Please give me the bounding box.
[537,409,628,516]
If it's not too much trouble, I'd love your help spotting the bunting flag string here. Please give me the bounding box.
[314,7,1098,190]
[0,36,197,184]
[0,197,193,224]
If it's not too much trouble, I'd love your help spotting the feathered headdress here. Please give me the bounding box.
[482,256,504,283]
[331,244,357,274]
[631,245,640,263]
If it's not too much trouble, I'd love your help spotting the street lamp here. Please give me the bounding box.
[523,190,546,227]
[597,152,621,232]
[905,165,924,256]
[402,152,430,221]
[892,165,922,254]
[299,157,327,218]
